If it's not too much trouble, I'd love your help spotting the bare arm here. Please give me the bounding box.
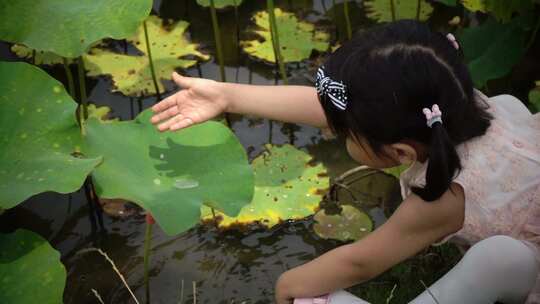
[150,72,327,131]
[275,184,465,303]
[223,82,327,128]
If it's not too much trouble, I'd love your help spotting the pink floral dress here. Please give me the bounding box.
[400,91,540,303]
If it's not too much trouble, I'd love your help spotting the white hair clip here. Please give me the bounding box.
[315,66,348,110]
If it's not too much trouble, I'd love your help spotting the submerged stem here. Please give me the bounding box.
[344,1,352,40]
[77,57,88,133]
[143,20,162,102]
[209,0,232,127]
[210,0,226,83]
[62,58,75,99]
[143,220,154,304]
[267,0,288,85]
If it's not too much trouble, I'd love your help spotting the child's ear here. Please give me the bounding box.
[388,143,418,165]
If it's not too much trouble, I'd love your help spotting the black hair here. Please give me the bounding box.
[318,20,492,202]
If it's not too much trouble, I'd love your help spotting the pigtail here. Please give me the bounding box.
[412,121,461,202]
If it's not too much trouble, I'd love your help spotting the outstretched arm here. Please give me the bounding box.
[150,72,328,131]
[275,184,465,304]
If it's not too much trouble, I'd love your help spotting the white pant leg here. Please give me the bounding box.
[297,236,538,304]
[410,235,539,304]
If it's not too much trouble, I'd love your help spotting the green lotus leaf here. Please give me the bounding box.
[200,144,329,228]
[84,15,210,96]
[0,229,66,304]
[365,0,434,22]
[0,0,152,58]
[241,9,330,64]
[459,16,531,87]
[436,0,457,6]
[0,62,102,209]
[529,81,540,113]
[313,205,373,241]
[81,109,254,235]
[10,44,70,66]
[196,0,243,9]
[462,0,532,22]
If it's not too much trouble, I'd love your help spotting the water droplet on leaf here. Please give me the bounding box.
[173,178,199,189]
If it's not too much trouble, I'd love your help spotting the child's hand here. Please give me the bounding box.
[150,72,228,132]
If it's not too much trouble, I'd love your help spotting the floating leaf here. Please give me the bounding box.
[84,15,209,96]
[241,9,330,63]
[0,0,152,58]
[201,144,329,228]
[383,165,408,180]
[462,0,532,22]
[529,81,540,113]
[0,62,101,209]
[459,16,531,87]
[313,205,373,241]
[10,44,69,66]
[81,110,253,235]
[196,0,243,9]
[365,0,434,22]
[0,229,66,304]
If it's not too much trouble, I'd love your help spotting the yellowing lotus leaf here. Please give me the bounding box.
[241,9,330,64]
[84,15,209,96]
[313,205,373,241]
[201,144,329,228]
[365,0,434,22]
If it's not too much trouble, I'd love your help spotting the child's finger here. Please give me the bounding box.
[157,114,185,132]
[170,117,194,131]
[151,105,179,124]
[151,94,177,113]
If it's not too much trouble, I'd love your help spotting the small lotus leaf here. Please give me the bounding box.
[314,205,373,241]
[462,0,532,22]
[383,165,408,180]
[0,229,66,304]
[84,15,209,96]
[365,0,434,22]
[529,81,540,113]
[0,62,102,209]
[196,0,243,9]
[241,9,330,63]
[10,44,70,66]
[200,144,329,228]
[81,109,253,235]
[459,16,531,87]
[87,104,117,122]
[0,0,152,58]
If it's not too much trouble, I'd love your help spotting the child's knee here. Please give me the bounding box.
[464,235,538,289]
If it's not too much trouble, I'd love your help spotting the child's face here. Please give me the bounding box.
[345,136,405,169]
[346,136,396,168]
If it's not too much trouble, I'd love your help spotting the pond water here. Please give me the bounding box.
[1,0,538,303]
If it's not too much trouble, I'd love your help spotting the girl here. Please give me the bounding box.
[150,20,540,303]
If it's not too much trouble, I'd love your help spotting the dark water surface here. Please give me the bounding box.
[1,0,539,303]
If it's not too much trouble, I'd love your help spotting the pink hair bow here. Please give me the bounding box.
[422,104,443,128]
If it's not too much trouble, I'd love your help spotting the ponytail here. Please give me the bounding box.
[411,121,461,202]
